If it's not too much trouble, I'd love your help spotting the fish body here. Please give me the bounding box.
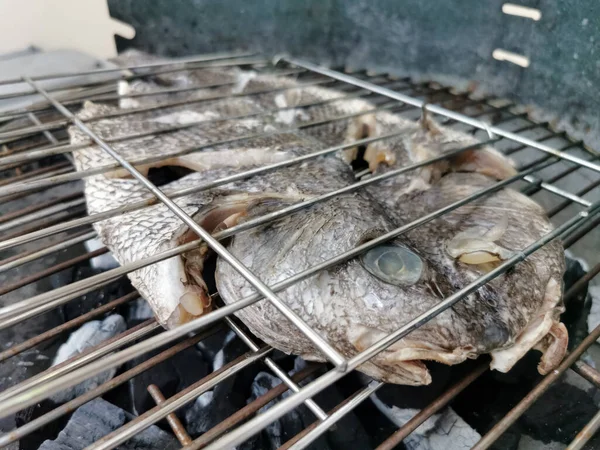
[69,51,567,384]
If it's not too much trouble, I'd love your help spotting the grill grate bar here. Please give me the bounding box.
[283,382,384,450]
[147,384,194,445]
[0,57,598,449]
[0,291,138,362]
[567,409,600,450]
[0,51,259,87]
[25,75,349,367]
[376,362,489,450]
[223,316,329,420]
[0,247,107,296]
[0,325,224,447]
[0,319,158,402]
[285,57,600,174]
[87,346,273,450]
[0,230,96,273]
[0,63,296,124]
[472,324,600,449]
[200,200,599,449]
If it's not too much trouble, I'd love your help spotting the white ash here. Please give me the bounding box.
[370,391,480,450]
[84,238,118,270]
[49,315,126,403]
[587,285,600,340]
[127,297,154,321]
[233,71,257,93]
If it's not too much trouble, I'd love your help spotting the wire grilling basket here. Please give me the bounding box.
[0,52,599,450]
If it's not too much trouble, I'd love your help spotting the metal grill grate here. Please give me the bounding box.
[0,52,599,450]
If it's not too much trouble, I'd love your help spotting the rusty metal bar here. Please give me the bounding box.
[572,361,600,390]
[0,319,158,402]
[0,325,223,447]
[188,364,320,449]
[0,291,138,362]
[376,362,489,450]
[86,347,273,450]
[567,409,600,450]
[147,384,193,446]
[0,161,70,187]
[0,191,81,225]
[0,230,96,273]
[472,324,600,449]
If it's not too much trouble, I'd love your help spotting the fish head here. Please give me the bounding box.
[216,186,482,385]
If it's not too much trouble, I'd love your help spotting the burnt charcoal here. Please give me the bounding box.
[520,382,597,444]
[15,400,70,450]
[246,357,370,450]
[185,330,261,436]
[50,266,133,322]
[38,397,178,450]
[50,315,127,403]
[562,255,592,349]
[369,362,453,410]
[126,343,209,417]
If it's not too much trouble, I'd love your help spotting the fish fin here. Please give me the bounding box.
[491,278,565,374]
[413,107,516,181]
[534,321,568,375]
[419,104,443,136]
[447,146,517,180]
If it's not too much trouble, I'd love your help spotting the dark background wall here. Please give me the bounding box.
[108,0,600,142]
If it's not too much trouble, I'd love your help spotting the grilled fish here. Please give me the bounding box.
[69,52,566,384]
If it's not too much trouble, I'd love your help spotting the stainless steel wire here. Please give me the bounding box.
[0,55,598,450]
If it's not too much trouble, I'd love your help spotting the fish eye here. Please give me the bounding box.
[361,245,423,286]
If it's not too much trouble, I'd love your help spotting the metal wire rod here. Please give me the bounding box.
[0,197,85,233]
[199,203,599,450]
[567,408,600,450]
[0,65,303,123]
[284,382,384,450]
[473,323,600,449]
[224,316,328,420]
[0,230,96,273]
[284,57,600,174]
[0,291,138,362]
[0,77,339,141]
[187,364,320,449]
[0,247,107,296]
[376,362,489,450]
[86,346,273,450]
[0,155,573,418]
[0,325,224,447]
[27,76,348,369]
[0,319,159,402]
[0,52,260,87]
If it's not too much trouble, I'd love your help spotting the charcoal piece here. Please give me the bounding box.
[50,315,127,403]
[562,255,592,349]
[15,400,70,450]
[127,343,209,417]
[50,265,133,322]
[38,398,178,450]
[369,395,480,450]
[185,332,260,436]
[245,357,370,450]
[520,382,597,444]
